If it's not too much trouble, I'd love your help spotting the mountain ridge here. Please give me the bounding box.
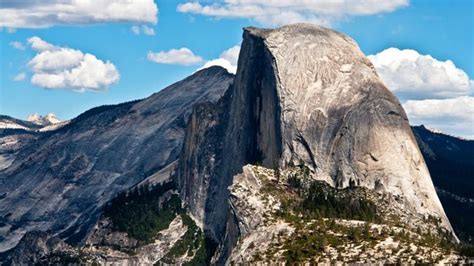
[0,66,233,252]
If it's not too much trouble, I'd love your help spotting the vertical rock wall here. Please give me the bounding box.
[177,24,455,262]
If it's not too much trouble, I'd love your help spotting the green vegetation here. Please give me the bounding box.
[103,181,218,263]
[280,218,384,264]
[160,214,201,263]
[300,181,380,222]
[255,163,474,262]
[160,214,210,265]
[273,166,380,224]
[270,162,380,224]
[457,243,474,257]
[35,253,81,265]
[103,181,182,243]
[281,218,469,264]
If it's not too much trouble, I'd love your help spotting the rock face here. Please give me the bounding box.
[177,24,454,261]
[0,231,70,265]
[83,215,189,265]
[0,66,233,252]
[226,165,463,264]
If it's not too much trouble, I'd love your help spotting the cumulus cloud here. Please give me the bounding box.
[147,48,203,65]
[26,36,119,92]
[28,36,57,51]
[9,41,25,50]
[13,72,26,81]
[177,0,408,26]
[368,48,473,100]
[0,0,158,29]
[198,45,240,74]
[131,25,156,36]
[368,48,474,138]
[403,96,474,139]
[131,25,141,35]
[219,45,240,65]
[28,48,84,72]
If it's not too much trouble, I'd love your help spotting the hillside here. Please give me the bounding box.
[0,66,233,252]
[413,125,474,243]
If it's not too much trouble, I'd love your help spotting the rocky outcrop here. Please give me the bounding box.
[0,66,233,252]
[177,24,455,262]
[226,165,465,264]
[83,215,189,265]
[227,165,294,263]
[1,215,191,265]
[85,218,139,249]
[0,231,71,265]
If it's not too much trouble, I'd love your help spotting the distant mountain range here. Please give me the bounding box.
[26,113,61,127]
[413,125,474,243]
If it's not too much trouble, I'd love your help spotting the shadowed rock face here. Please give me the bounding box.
[177,24,454,260]
[0,231,69,265]
[0,66,233,252]
[412,125,474,243]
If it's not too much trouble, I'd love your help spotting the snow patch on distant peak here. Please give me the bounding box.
[428,128,443,134]
[27,113,61,126]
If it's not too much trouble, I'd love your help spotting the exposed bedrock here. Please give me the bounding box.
[177,23,455,262]
[0,66,233,252]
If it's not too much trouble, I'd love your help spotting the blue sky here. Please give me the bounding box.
[0,0,473,137]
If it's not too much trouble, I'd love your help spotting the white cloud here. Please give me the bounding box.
[131,25,140,35]
[26,36,119,92]
[0,0,158,29]
[28,48,84,72]
[219,45,240,66]
[9,41,25,50]
[403,96,474,139]
[28,36,57,51]
[177,0,408,26]
[368,48,474,138]
[147,48,203,65]
[198,45,240,74]
[142,25,155,36]
[131,25,155,36]
[13,72,26,81]
[368,48,473,100]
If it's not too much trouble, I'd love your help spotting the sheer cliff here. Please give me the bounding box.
[177,24,455,262]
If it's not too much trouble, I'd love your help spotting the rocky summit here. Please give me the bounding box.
[0,24,470,264]
[177,23,455,261]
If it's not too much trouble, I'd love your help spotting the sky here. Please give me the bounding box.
[0,0,473,138]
